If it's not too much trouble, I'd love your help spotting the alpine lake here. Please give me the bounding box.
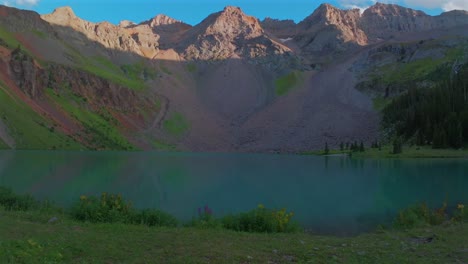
[1,150,467,235]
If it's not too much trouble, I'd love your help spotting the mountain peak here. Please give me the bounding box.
[118,20,135,28]
[42,6,82,26]
[179,6,292,60]
[364,2,428,17]
[198,5,263,37]
[222,6,243,14]
[318,3,338,9]
[300,2,359,27]
[50,6,76,18]
[145,14,181,27]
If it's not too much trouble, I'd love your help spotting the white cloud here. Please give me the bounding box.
[7,0,39,6]
[404,0,468,11]
[340,0,468,12]
[341,4,370,14]
[339,0,396,12]
[441,0,468,11]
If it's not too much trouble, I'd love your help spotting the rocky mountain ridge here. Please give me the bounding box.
[38,3,468,63]
[0,2,467,152]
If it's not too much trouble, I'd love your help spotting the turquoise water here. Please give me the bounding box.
[1,150,467,234]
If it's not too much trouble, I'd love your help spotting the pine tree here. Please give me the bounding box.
[432,125,447,149]
[339,142,344,152]
[392,137,402,154]
[324,142,329,155]
[359,141,365,152]
[416,130,424,146]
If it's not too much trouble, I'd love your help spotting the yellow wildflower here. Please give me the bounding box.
[79,195,87,201]
[457,204,464,210]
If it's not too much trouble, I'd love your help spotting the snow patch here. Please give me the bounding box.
[279,37,293,43]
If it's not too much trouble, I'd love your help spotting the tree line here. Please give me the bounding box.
[382,65,468,149]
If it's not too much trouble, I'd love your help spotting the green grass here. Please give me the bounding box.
[380,46,465,85]
[1,209,467,263]
[352,145,468,159]
[0,25,21,48]
[302,145,468,158]
[92,55,122,73]
[160,64,173,75]
[31,29,47,39]
[0,84,82,150]
[63,46,148,90]
[152,139,177,151]
[302,149,349,156]
[121,61,157,81]
[186,62,197,73]
[0,26,36,59]
[82,56,147,90]
[275,71,302,96]
[163,112,190,137]
[46,88,134,150]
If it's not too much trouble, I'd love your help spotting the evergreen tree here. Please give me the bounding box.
[359,141,365,152]
[339,142,344,152]
[382,68,468,149]
[324,142,329,155]
[432,125,447,149]
[392,137,402,154]
[447,112,463,148]
[416,130,425,146]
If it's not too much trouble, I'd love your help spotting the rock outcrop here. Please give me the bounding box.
[261,18,297,38]
[41,7,161,58]
[360,3,468,39]
[139,14,192,49]
[296,3,368,53]
[178,6,292,60]
[6,46,154,112]
[267,2,468,55]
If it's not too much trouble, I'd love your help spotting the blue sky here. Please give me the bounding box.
[3,0,468,25]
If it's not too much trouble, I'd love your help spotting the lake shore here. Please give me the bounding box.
[1,209,467,263]
[302,145,468,159]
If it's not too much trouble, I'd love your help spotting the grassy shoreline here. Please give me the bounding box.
[303,145,468,159]
[1,188,468,262]
[1,209,468,263]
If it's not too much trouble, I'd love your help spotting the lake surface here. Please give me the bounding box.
[1,150,467,235]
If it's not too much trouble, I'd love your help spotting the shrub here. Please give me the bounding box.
[71,193,178,227]
[221,204,300,233]
[70,192,133,223]
[393,203,448,229]
[0,187,38,211]
[189,205,220,228]
[132,209,178,227]
[452,204,467,223]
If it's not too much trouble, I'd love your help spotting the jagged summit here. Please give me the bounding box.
[41,7,160,58]
[118,20,135,28]
[37,2,468,61]
[42,6,79,26]
[200,5,263,37]
[295,2,367,53]
[178,6,291,60]
[50,6,76,17]
[362,2,428,17]
[142,14,183,28]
